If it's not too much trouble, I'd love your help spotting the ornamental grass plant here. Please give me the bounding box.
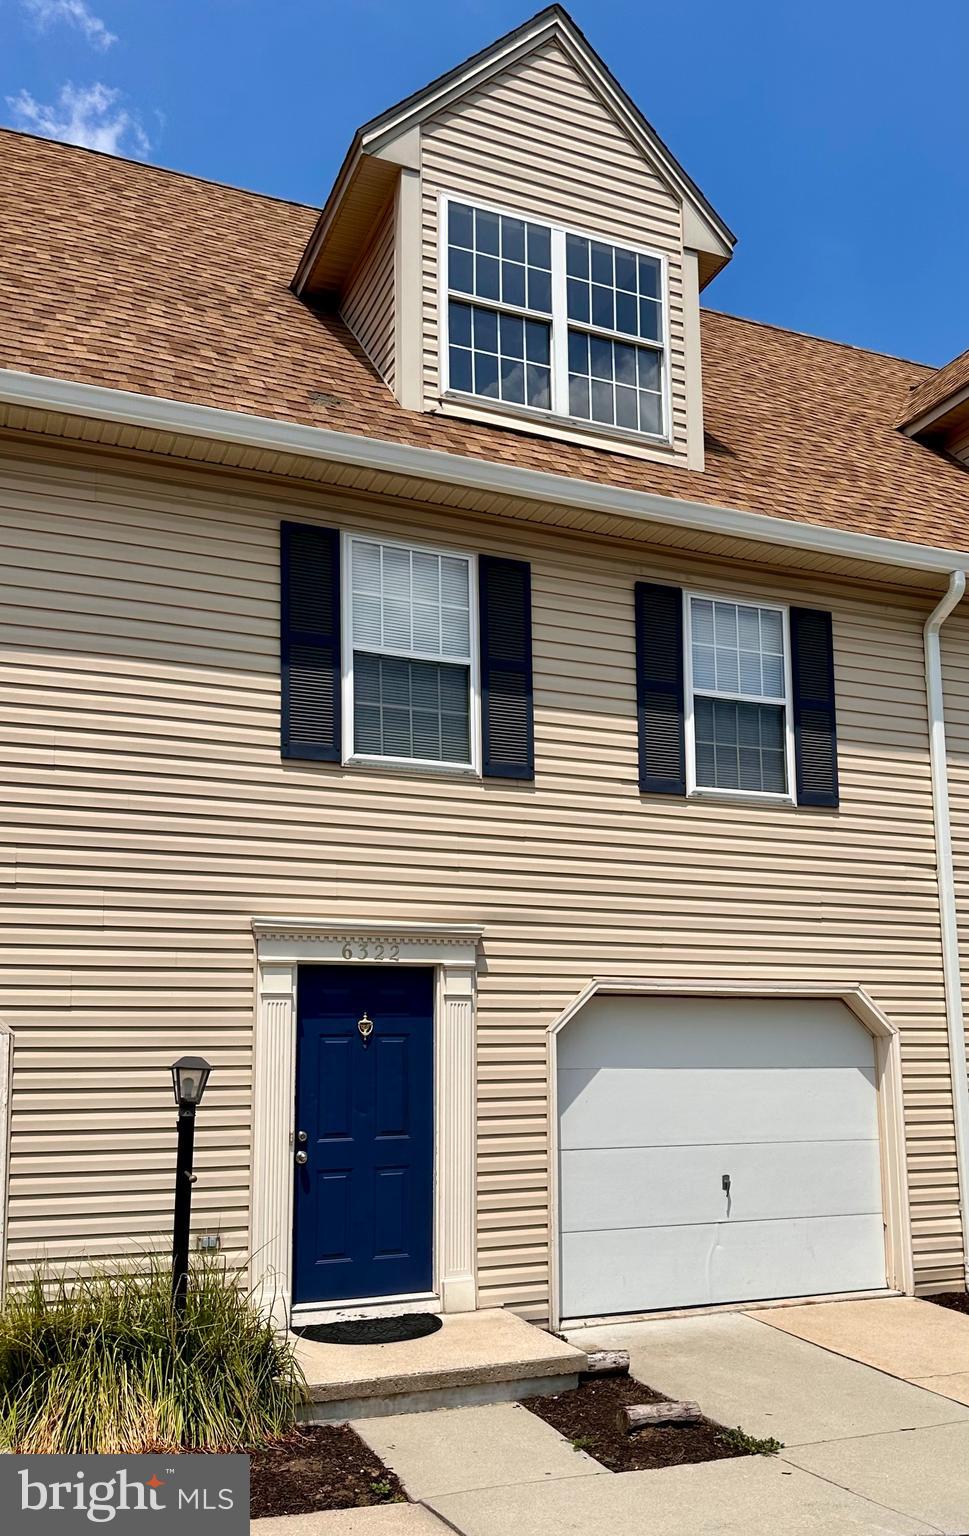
[0,1257,304,1453]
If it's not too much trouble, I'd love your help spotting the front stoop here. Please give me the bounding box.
[294,1308,587,1422]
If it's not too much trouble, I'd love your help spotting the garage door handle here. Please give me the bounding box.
[722,1174,731,1194]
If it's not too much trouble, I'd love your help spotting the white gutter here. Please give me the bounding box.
[924,570,969,1282]
[2,366,969,579]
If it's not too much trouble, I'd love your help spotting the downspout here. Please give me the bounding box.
[924,570,969,1284]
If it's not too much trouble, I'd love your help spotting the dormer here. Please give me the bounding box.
[898,347,969,467]
[294,6,734,472]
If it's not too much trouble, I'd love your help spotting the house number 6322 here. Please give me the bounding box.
[340,939,400,961]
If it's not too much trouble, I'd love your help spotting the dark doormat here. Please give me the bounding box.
[294,1313,443,1346]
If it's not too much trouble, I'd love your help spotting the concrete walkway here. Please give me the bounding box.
[254,1300,969,1534]
[353,1402,604,1499]
[749,1296,969,1404]
[565,1308,969,1534]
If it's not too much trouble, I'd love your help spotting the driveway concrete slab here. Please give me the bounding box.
[782,1420,969,1535]
[748,1296,969,1382]
[568,1315,969,1445]
[912,1372,969,1405]
[424,1454,930,1536]
[251,1507,449,1535]
[352,1402,604,1498]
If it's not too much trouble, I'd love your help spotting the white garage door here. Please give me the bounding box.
[558,996,887,1319]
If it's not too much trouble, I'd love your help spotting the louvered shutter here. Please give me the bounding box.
[635,581,686,795]
[478,555,534,779]
[790,606,839,807]
[280,521,341,760]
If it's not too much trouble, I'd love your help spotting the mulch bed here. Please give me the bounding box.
[523,1375,753,1473]
[249,1425,406,1518]
[924,1290,969,1317]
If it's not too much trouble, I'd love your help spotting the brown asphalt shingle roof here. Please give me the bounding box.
[897,346,969,430]
[1,128,968,551]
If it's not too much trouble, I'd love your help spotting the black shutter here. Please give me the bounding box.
[790,606,839,808]
[478,555,534,779]
[280,520,341,760]
[635,581,686,795]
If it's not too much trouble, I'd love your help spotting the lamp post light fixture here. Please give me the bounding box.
[170,1055,212,1318]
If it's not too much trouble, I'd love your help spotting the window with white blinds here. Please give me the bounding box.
[347,537,475,767]
[685,593,795,800]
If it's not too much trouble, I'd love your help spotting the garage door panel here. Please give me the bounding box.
[561,1213,888,1318]
[556,995,888,1317]
[557,1000,878,1071]
[558,1064,878,1150]
[561,1140,883,1232]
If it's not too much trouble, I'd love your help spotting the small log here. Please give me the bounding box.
[621,1400,702,1432]
[583,1349,630,1376]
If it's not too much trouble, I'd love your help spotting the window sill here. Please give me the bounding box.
[344,754,480,781]
[437,392,680,464]
[687,788,797,809]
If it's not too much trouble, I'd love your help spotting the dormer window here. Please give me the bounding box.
[441,194,668,442]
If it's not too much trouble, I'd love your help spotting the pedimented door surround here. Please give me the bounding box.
[250,920,481,1328]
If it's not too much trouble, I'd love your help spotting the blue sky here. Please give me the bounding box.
[2,0,967,365]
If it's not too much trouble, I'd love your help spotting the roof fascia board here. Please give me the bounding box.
[363,13,734,253]
[902,382,969,438]
[297,7,735,294]
[292,135,365,294]
[0,366,962,579]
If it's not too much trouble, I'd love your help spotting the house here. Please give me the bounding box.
[0,5,968,1334]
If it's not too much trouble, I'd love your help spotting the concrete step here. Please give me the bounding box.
[294,1308,587,1422]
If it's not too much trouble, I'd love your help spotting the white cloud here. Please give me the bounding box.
[22,0,117,50]
[7,82,149,156]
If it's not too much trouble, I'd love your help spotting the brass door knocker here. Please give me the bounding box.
[357,1011,374,1046]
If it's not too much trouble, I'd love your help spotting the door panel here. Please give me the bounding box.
[561,1139,883,1231]
[293,965,434,1306]
[562,1212,888,1316]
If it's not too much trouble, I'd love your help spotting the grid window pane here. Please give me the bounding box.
[694,699,787,794]
[353,654,471,765]
[565,234,663,343]
[351,539,472,663]
[449,300,550,410]
[691,596,789,795]
[568,329,664,434]
[447,202,552,315]
[447,201,667,436]
[691,598,786,702]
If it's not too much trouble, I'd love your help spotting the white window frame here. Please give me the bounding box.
[341,529,481,775]
[438,191,672,446]
[683,589,796,805]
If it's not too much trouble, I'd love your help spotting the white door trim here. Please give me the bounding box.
[250,919,481,1328]
[546,979,914,1330]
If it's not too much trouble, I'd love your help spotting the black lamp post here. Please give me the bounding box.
[171,1055,212,1318]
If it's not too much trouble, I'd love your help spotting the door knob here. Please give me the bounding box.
[295,1150,308,1165]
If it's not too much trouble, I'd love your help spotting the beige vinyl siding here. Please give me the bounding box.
[0,439,962,1312]
[420,39,689,458]
[944,420,969,466]
[339,194,397,389]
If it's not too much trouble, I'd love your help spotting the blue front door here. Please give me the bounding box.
[293,965,434,1306]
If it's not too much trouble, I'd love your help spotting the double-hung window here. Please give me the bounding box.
[685,594,795,799]
[345,535,476,770]
[443,195,667,440]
